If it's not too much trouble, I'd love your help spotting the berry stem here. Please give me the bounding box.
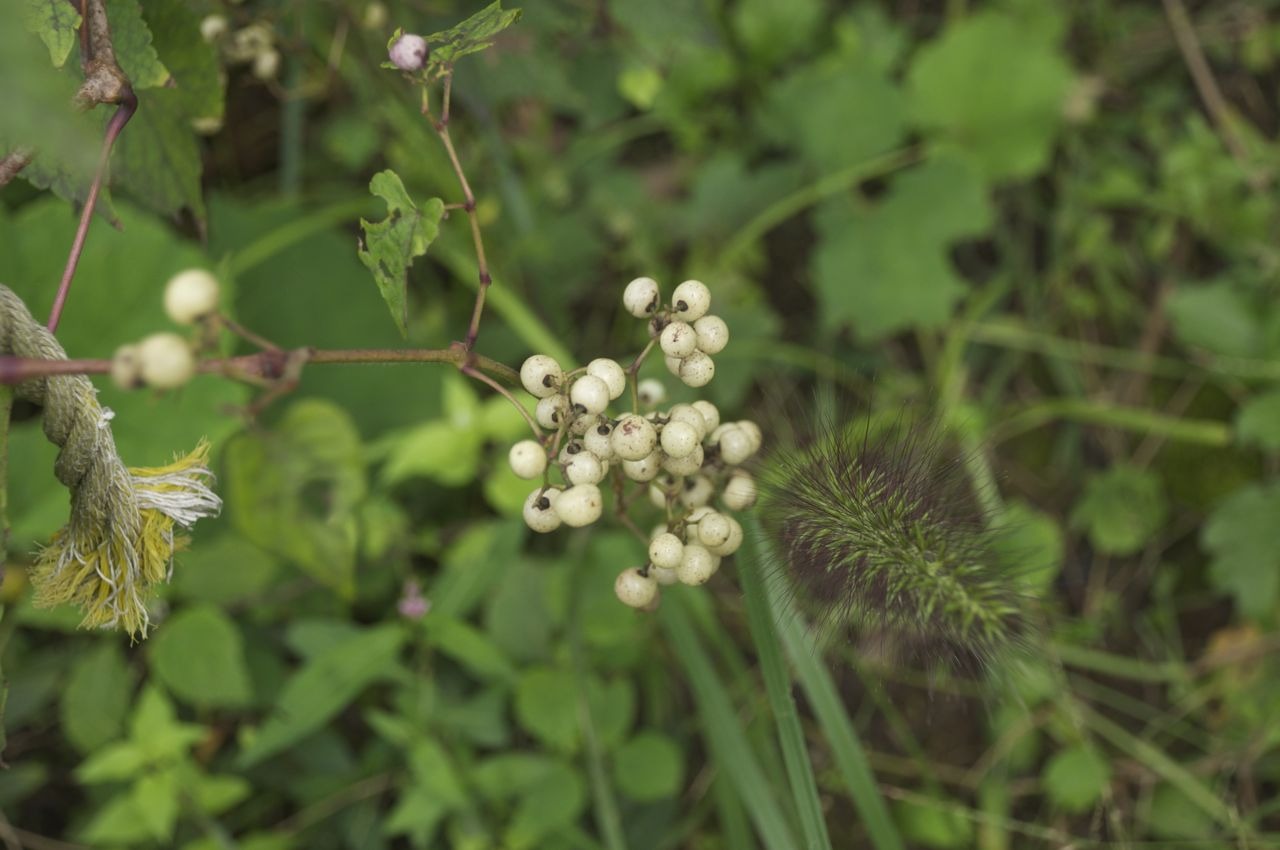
[626,339,656,412]
[425,71,492,353]
[47,88,137,334]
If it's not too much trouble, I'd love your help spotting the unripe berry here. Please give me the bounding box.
[660,421,699,459]
[678,351,715,387]
[667,404,707,439]
[110,344,143,389]
[718,426,754,465]
[521,355,564,398]
[564,450,605,486]
[163,268,220,325]
[693,314,729,354]
[587,358,627,400]
[697,511,732,549]
[584,421,615,460]
[677,544,718,586]
[137,333,196,389]
[637,378,665,407]
[680,474,714,508]
[623,276,661,317]
[556,483,603,527]
[509,439,547,479]
[661,443,704,476]
[648,532,684,569]
[722,471,757,510]
[615,567,658,608]
[622,452,662,482]
[199,14,228,42]
[612,414,658,461]
[570,374,610,416]
[523,487,562,533]
[535,395,569,429]
[706,515,743,556]
[659,321,698,358]
[692,400,720,433]
[389,33,429,71]
[253,48,281,80]
[671,280,711,321]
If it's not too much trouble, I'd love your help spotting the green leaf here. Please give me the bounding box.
[993,500,1064,594]
[141,0,225,121]
[813,157,992,340]
[131,686,206,761]
[1167,281,1261,358]
[514,667,580,753]
[612,732,684,801]
[238,624,405,766]
[1202,483,1280,620]
[485,561,553,662]
[77,742,148,783]
[132,769,179,841]
[357,170,445,337]
[586,677,635,750]
[731,0,821,67]
[506,762,586,850]
[1237,388,1280,451]
[424,1,523,69]
[1070,466,1167,556]
[80,792,155,844]
[105,0,170,89]
[112,87,205,220]
[193,773,251,814]
[1042,745,1111,813]
[61,641,132,753]
[225,400,366,595]
[472,753,562,799]
[23,0,82,66]
[894,796,972,848]
[424,615,517,683]
[171,531,280,606]
[149,605,253,708]
[907,10,1073,179]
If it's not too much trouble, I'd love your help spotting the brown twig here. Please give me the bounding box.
[47,89,137,333]
[73,0,129,108]
[424,71,493,351]
[0,149,33,188]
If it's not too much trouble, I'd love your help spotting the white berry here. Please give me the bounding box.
[697,512,732,549]
[737,420,763,453]
[677,544,718,586]
[664,355,683,377]
[389,33,429,71]
[680,474,714,508]
[693,315,729,354]
[649,532,684,569]
[706,516,743,556]
[622,452,662,482]
[637,379,665,407]
[662,443,704,476]
[671,280,711,321]
[692,400,720,433]
[651,565,679,586]
[110,344,143,389]
[615,568,658,609]
[570,375,610,416]
[678,351,715,387]
[722,472,757,510]
[660,421,699,459]
[612,414,658,461]
[623,276,661,318]
[659,321,698,358]
[718,426,754,465]
[520,355,564,399]
[137,333,196,389]
[164,269,221,325]
[587,358,627,400]
[564,450,605,486]
[555,484,603,527]
[535,395,569,429]
[253,48,281,80]
[667,404,707,439]
[199,14,228,42]
[509,440,547,479]
[523,488,562,533]
[583,421,615,459]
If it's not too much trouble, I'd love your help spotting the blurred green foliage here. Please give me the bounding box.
[3,0,1280,847]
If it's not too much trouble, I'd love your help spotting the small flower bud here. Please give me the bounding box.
[389,33,429,71]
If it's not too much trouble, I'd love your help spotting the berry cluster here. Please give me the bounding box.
[509,278,761,611]
[111,269,220,391]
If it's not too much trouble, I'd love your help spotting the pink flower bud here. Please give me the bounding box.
[389,33,428,71]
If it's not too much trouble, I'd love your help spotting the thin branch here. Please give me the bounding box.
[74,0,129,108]
[0,149,33,188]
[425,71,493,351]
[461,362,541,438]
[47,90,137,332]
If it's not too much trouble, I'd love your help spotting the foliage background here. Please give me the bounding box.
[3,0,1280,847]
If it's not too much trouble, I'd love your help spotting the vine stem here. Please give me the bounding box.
[426,71,492,351]
[460,363,542,438]
[0,345,519,387]
[47,89,137,333]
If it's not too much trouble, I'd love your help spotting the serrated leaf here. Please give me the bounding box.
[237,624,405,766]
[23,0,82,66]
[111,87,204,221]
[357,170,444,337]
[907,10,1073,179]
[426,1,523,69]
[1202,483,1280,620]
[149,606,253,708]
[813,157,992,340]
[132,770,179,841]
[142,0,224,121]
[105,0,170,89]
[61,642,131,753]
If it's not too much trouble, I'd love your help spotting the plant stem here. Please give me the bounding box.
[460,363,541,438]
[990,398,1232,447]
[48,89,137,333]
